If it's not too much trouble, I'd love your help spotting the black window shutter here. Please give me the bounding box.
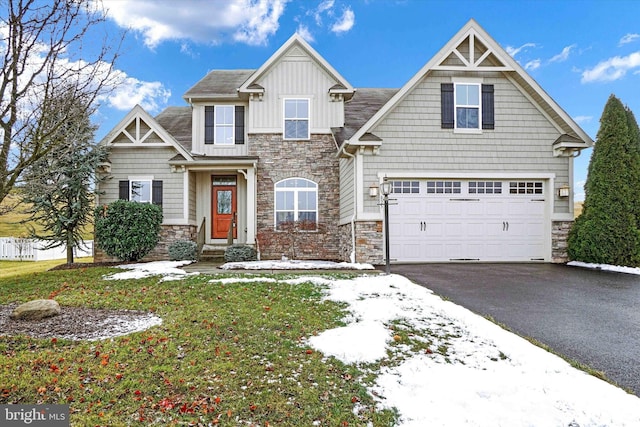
[482,84,495,130]
[152,180,163,207]
[119,181,129,200]
[235,106,245,144]
[441,83,454,129]
[204,106,214,144]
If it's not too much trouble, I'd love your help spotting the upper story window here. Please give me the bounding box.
[275,178,317,230]
[441,83,494,131]
[455,83,480,129]
[284,99,310,140]
[205,105,234,145]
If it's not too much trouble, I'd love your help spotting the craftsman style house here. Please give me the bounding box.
[96,19,592,264]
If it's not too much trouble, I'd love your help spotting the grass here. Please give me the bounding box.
[0,193,93,238]
[0,268,397,426]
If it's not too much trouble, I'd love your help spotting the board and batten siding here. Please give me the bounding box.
[249,47,344,134]
[191,102,249,156]
[98,147,186,223]
[339,156,356,224]
[360,72,571,214]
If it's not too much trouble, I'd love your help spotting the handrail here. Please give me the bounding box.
[227,211,237,245]
[196,217,206,260]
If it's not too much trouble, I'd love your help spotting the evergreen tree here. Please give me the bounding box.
[568,95,640,266]
[21,92,108,264]
[626,106,640,227]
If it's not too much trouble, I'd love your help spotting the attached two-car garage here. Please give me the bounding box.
[388,179,549,262]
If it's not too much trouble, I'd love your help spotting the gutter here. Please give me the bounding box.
[341,147,357,263]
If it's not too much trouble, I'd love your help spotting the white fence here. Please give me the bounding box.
[0,237,93,261]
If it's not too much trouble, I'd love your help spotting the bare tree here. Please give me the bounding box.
[0,0,121,209]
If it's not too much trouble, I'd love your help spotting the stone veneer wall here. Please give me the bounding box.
[551,220,573,263]
[339,221,384,265]
[94,224,197,262]
[250,134,341,261]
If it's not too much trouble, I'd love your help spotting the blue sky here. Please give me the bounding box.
[91,0,640,201]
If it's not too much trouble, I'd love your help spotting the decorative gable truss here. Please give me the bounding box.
[98,105,193,172]
[432,27,514,72]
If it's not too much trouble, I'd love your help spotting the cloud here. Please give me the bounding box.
[549,44,576,63]
[573,115,593,124]
[101,0,288,48]
[581,51,640,83]
[331,7,355,33]
[505,43,537,57]
[105,73,171,112]
[524,59,541,71]
[296,24,314,43]
[313,0,335,26]
[619,33,640,46]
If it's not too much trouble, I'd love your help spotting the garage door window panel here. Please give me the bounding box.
[391,181,420,194]
[469,181,502,194]
[426,181,461,194]
[509,181,543,195]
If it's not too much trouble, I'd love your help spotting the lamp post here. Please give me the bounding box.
[380,178,392,274]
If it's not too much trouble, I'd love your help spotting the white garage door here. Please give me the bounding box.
[388,180,547,262]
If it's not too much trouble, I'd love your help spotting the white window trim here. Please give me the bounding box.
[274,178,318,229]
[283,98,310,140]
[452,78,482,134]
[128,175,153,204]
[214,105,235,145]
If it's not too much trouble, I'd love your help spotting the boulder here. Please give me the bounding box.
[10,299,61,320]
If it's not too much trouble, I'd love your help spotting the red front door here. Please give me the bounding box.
[212,177,237,239]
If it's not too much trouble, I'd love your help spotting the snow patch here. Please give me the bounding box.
[103,261,198,281]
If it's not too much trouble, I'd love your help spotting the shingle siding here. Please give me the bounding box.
[98,147,185,222]
[361,73,570,214]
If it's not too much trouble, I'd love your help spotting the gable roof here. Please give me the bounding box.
[155,106,192,151]
[332,88,398,145]
[183,69,255,101]
[339,19,593,151]
[238,33,355,99]
[99,104,193,161]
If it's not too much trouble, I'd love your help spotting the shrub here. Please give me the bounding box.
[95,200,163,261]
[224,244,257,262]
[169,240,197,261]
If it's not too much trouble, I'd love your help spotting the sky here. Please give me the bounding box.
[105,260,640,426]
[80,0,640,201]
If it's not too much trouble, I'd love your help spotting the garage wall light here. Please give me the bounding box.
[558,185,570,198]
[369,183,379,197]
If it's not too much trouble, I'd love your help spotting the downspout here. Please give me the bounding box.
[341,146,357,263]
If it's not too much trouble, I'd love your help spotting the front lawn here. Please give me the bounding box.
[0,267,396,426]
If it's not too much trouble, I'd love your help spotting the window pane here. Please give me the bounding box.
[457,107,479,128]
[276,212,294,226]
[215,106,233,124]
[216,126,233,145]
[217,190,232,214]
[297,100,309,118]
[298,212,317,223]
[131,180,151,203]
[284,100,297,118]
[276,191,294,210]
[456,85,469,104]
[298,191,316,210]
[284,120,298,138]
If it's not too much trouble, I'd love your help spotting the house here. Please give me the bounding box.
[96,19,592,264]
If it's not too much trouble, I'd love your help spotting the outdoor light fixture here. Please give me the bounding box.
[379,177,392,274]
[369,183,379,197]
[558,185,570,198]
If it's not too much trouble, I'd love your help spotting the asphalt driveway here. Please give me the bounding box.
[393,263,640,396]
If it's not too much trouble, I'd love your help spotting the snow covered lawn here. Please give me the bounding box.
[109,261,640,426]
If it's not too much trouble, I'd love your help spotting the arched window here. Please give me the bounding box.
[275,178,318,229]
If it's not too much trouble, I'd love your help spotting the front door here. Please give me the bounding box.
[212,176,237,239]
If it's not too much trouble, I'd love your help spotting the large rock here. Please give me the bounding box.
[10,299,61,320]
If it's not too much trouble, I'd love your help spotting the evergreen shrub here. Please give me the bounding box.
[224,244,257,262]
[95,200,163,261]
[169,240,197,261]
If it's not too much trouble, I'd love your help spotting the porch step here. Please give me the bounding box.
[199,245,226,262]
